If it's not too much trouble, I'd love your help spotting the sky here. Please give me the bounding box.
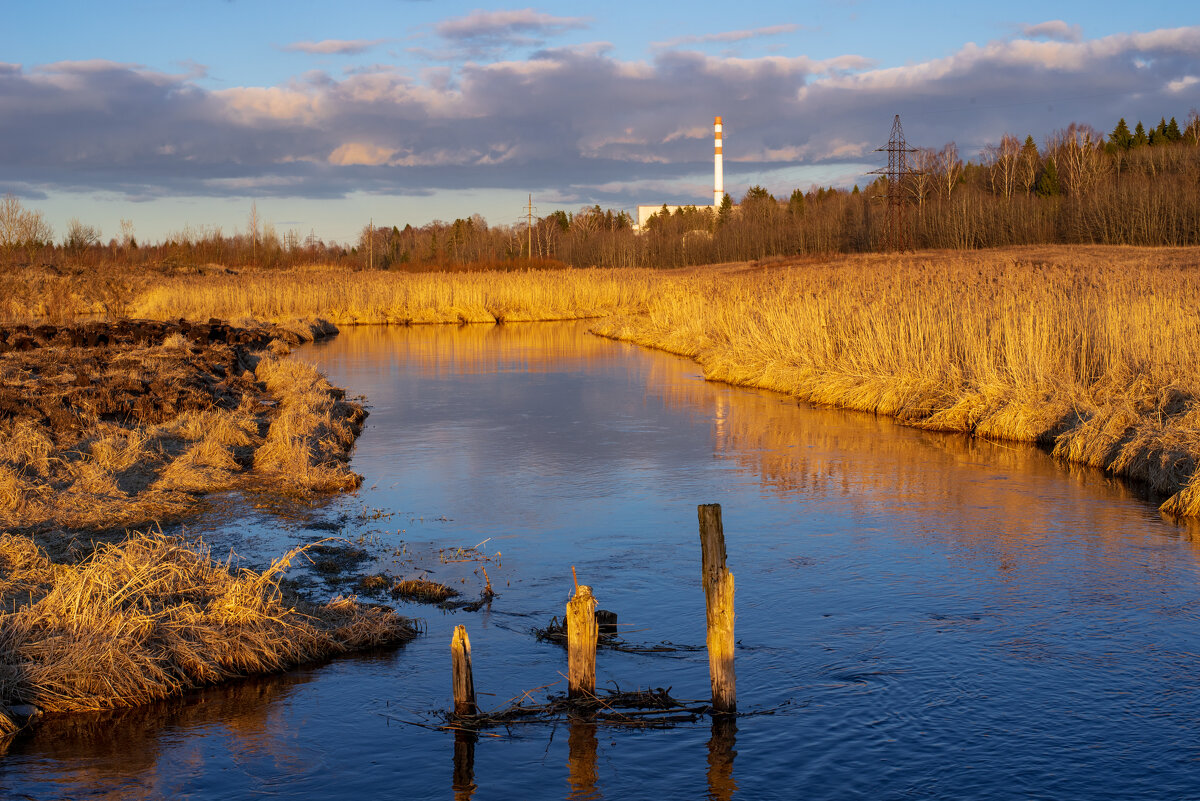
[1,1,1198,244]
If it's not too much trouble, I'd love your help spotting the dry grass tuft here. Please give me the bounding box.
[390,578,459,604]
[0,531,416,735]
[251,354,365,494]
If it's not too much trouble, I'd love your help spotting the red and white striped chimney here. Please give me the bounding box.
[714,116,723,207]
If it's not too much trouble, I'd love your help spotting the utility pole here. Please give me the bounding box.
[369,217,374,269]
[525,194,534,258]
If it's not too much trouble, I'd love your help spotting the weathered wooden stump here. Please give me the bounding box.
[566,583,598,698]
[698,503,736,714]
[451,624,477,717]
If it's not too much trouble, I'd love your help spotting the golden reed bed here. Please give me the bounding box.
[129,245,1200,518]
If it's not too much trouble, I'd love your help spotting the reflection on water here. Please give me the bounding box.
[453,730,477,801]
[566,719,600,800]
[706,717,737,801]
[5,321,1200,800]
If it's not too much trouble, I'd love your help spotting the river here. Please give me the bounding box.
[3,321,1199,800]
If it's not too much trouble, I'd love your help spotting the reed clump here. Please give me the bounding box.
[0,530,415,736]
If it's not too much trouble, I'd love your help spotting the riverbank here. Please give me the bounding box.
[0,318,416,739]
[592,246,1200,518]
[97,243,1200,519]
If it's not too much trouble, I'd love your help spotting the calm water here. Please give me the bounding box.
[4,322,1200,800]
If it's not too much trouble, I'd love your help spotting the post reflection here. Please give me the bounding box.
[706,716,738,801]
[566,717,602,800]
[452,729,477,801]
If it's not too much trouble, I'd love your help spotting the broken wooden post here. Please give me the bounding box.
[595,609,618,638]
[698,503,736,714]
[566,580,598,698]
[451,624,477,717]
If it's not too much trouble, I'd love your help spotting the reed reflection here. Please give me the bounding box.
[310,321,618,379]
[642,349,1200,557]
[566,717,601,800]
[705,716,738,801]
[3,670,312,800]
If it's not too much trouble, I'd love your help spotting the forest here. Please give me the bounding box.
[2,112,1199,273]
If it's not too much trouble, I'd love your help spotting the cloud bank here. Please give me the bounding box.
[1,26,1198,207]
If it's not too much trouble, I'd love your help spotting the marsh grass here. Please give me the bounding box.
[0,530,415,736]
[132,268,660,325]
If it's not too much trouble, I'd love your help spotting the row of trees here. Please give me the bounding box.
[4,110,1200,272]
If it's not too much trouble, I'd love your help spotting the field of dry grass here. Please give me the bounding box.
[131,267,660,325]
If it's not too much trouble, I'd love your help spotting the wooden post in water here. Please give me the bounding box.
[566,579,598,698]
[698,503,736,714]
[451,624,477,717]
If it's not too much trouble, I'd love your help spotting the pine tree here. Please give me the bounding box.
[717,193,733,226]
[1132,121,1149,147]
[1036,158,1061,197]
[1149,117,1168,146]
[788,188,805,216]
[1110,117,1133,150]
[1166,116,1183,142]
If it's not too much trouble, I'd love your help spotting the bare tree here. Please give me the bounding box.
[1047,124,1108,196]
[119,218,136,248]
[247,201,260,265]
[934,143,963,201]
[0,194,53,266]
[907,148,937,213]
[985,135,1021,199]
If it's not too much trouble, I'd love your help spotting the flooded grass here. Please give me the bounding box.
[390,578,460,604]
[0,530,416,738]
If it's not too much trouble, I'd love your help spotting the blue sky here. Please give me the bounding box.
[2,1,1198,243]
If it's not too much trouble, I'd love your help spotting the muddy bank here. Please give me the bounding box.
[0,317,363,546]
[0,317,418,744]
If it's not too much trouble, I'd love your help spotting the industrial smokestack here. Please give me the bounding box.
[714,116,723,207]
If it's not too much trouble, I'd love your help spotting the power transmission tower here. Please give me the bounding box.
[522,194,537,258]
[868,114,920,252]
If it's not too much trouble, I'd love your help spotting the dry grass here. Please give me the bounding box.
[131,267,660,325]
[0,530,415,735]
[390,578,459,604]
[0,319,364,537]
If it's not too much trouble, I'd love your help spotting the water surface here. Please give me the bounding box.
[3,321,1199,800]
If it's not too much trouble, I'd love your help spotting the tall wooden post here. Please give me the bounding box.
[566,583,598,698]
[699,503,736,714]
[451,624,477,717]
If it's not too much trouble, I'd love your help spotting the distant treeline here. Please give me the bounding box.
[3,112,1200,272]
